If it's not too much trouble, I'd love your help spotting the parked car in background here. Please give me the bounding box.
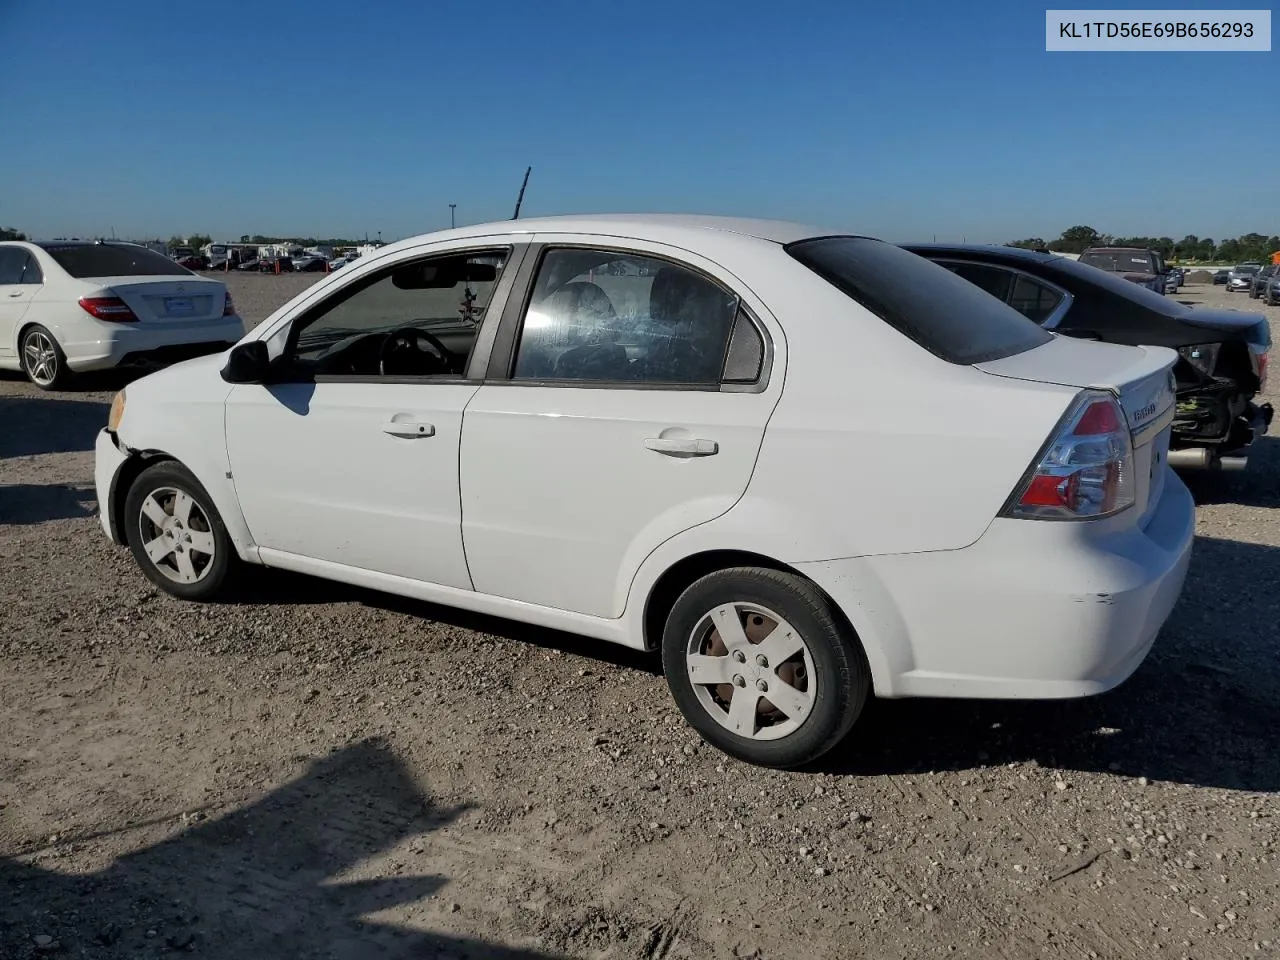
[258,255,294,274]
[904,243,1273,472]
[94,214,1196,769]
[1163,269,1179,294]
[0,240,244,390]
[1078,246,1167,294]
[175,254,209,271]
[293,254,330,272]
[1213,269,1230,285]
[1265,273,1280,306]
[1226,263,1261,293]
[1248,263,1278,299]
[327,254,359,271]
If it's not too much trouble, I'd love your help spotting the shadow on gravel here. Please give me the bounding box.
[0,737,564,960]
[819,534,1280,792]
[1181,435,1280,509]
[234,569,662,676]
[0,483,96,524]
[0,395,110,459]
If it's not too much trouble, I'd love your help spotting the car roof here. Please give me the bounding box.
[900,242,1066,264]
[403,214,837,247]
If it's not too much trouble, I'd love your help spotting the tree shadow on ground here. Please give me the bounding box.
[0,395,111,459]
[816,535,1280,792]
[0,738,565,959]
[0,482,96,524]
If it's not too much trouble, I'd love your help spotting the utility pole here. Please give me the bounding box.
[449,204,456,229]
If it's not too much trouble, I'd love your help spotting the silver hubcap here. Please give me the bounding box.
[685,602,817,741]
[137,487,216,584]
[23,331,58,386]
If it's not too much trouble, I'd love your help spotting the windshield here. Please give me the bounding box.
[786,237,1052,365]
[1233,265,1260,274]
[40,243,192,278]
[1079,250,1157,274]
[1047,255,1187,313]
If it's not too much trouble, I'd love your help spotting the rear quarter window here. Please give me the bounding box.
[40,244,191,278]
[785,237,1052,365]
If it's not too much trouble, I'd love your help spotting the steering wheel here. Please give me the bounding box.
[378,327,453,376]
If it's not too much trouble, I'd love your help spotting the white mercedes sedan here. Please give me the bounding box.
[93,215,1195,768]
[0,240,245,389]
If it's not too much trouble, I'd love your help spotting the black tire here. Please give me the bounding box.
[123,461,240,601]
[660,567,869,769]
[20,324,72,390]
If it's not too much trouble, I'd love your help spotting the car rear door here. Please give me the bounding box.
[0,248,41,362]
[459,238,783,619]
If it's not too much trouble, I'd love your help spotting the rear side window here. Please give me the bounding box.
[786,237,1051,365]
[39,243,190,278]
[0,247,25,284]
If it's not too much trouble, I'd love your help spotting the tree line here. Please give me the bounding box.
[1007,226,1280,263]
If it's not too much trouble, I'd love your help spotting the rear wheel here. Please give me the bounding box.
[124,461,239,601]
[20,325,71,391]
[661,567,869,769]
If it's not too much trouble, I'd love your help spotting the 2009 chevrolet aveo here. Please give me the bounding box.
[94,215,1195,768]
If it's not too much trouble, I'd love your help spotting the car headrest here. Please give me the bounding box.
[541,281,616,322]
[649,266,733,325]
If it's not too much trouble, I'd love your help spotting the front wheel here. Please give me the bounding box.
[20,325,72,390]
[123,461,240,601]
[661,568,869,769]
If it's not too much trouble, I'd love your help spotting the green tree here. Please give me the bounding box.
[0,226,26,241]
[1048,225,1104,254]
[186,234,212,251]
[1007,238,1048,250]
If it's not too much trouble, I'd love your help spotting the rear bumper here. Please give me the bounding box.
[799,470,1195,700]
[62,316,245,373]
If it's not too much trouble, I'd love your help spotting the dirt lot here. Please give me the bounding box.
[2,273,1278,960]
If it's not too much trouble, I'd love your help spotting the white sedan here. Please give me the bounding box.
[0,240,245,389]
[93,215,1195,768]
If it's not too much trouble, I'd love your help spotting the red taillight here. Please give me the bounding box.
[1258,351,1269,391]
[223,292,236,316]
[78,297,138,322]
[1004,392,1136,521]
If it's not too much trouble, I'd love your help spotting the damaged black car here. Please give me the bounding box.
[902,243,1273,472]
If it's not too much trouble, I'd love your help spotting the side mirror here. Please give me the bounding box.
[220,340,271,383]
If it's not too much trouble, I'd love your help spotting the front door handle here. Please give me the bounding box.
[7,291,22,298]
[381,419,435,438]
[644,437,718,457]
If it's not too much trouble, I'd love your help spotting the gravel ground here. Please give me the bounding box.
[2,273,1278,960]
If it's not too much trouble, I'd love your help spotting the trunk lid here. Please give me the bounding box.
[84,276,228,323]
[976,335,1179,527]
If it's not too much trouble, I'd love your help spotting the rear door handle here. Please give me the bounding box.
[7,291,22,298]
[381,419,435,438]
[644,437,718,457]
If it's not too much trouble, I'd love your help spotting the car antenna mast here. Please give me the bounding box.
[512,166,531,220]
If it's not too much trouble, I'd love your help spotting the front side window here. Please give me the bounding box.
[285,249,508,378]
[513,248,744,384]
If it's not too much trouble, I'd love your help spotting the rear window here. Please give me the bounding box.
[40,243,190,278]
[785,237,1052,365]
[1079,250,1157,274]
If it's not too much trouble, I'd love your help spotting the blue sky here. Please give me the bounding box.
[1,0,1275,243]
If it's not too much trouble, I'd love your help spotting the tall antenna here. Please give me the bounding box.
[512,166,531,219]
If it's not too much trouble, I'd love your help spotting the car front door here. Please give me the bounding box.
[459,240,781,619]
[0,248,41,362]
[223,242,525,589]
